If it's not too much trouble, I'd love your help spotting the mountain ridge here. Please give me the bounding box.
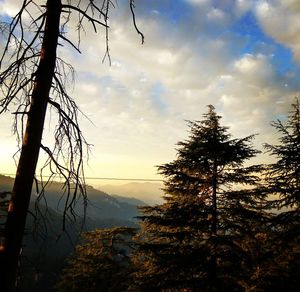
[98,181,164,205]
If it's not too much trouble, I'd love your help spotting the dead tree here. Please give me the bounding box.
[0,0,143,290]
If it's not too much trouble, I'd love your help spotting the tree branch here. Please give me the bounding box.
[62,4,108,32]
[130,0,144,44]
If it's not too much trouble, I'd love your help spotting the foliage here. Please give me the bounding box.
[262,98,300,291]
[264,98,300,209]
[132,105,267,291]
[56,227,137,292]
[54,101,300,291]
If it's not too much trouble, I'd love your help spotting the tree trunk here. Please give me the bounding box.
[0,0,61,290]
[212,165,217,236]
[210,161,218,287]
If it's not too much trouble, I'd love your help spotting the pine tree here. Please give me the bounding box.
[264,98,300,209]
[263,98,300,290]
[56,227,136,292]
[132,105,267,291]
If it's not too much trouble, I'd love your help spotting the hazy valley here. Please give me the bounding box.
[0,174,163,291]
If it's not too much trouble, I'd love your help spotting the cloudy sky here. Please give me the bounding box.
[1,0,300,186]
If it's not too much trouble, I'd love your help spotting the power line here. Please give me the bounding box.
[85,177,163,182]
[0,173,163,182]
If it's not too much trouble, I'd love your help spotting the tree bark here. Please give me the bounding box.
[212,164,217,236]
[0,0,61,290]
[210,161,218,286]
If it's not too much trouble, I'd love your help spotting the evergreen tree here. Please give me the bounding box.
[264,98,300,209]
[56,227,136,292]
[263,98,300,290]
[132,105,266,291]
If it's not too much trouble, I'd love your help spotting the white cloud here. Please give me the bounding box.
[255,0,300,61]
[1,0,300,181]
[0,0,21,17]
[56,0,300,177]
[235,0,252,17]
[206,8,226,21]
[233,53,274,86]
[186,0,210,5]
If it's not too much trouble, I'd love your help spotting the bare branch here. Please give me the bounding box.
[130,0,145,44]
[59,34,82,53]
[62,4,108,32]
[0,1,144,287]
[102,0,111,65]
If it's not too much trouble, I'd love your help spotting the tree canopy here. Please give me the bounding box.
[264,98,300,209]
[55,101,300,292]
[263,98,300,290]
[132,105,267,291]
[56,227,136,292]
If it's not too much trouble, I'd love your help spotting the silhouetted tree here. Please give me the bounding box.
[0,1,143,290]
[56,227,136,292]
[263,98,300,290]
[132,105,267,291]
[264,98,300,210]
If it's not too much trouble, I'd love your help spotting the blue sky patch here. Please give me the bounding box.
[232,11,298,75]
[151,82,167,115]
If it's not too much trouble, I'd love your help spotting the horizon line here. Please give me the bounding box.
[0,173,163,182]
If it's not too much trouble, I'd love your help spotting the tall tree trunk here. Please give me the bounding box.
[210,161,218,287]
[212,165,217,236]
[0,1,61,290]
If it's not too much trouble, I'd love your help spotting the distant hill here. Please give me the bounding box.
[32,182,141,224]
[0,174,143,291]
[0,174,141,224]
[111,194,147,206]
[98,182,164,205]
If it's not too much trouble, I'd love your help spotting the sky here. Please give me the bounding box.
[1,0,300,186]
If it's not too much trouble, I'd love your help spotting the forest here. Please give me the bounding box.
[1,100,299,291]
[51,100,299,292]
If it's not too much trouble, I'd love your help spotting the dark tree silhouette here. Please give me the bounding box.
[132,106,267,291]
[263,98,300,290]
[0,0,143,290]
[264,98,300,210]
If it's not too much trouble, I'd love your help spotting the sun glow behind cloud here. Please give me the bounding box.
[1,0,300,184]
